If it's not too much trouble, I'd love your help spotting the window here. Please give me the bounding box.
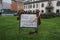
[33,4,35,8]
[48,9,51,12]
[33,10,35,13]
[33,0,35,1]
[26,5,27,9]
[28,10,32,13]
[28,4,32,8]
[56,9,60,13]
[41,3,44,7]
[36,3,38,8]
[27,0,32,2]
[24,5,25,9]
[30,4,32,8]
[57,1,60,6]
[30,0,32,2]
[41,10,44,13]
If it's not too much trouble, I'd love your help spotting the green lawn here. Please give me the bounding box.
[0,16,60,40]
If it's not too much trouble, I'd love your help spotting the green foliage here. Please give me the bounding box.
[56,13,60,17]
[40,13,56,18]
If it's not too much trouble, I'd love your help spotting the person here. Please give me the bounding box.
[32,9,41,25]
[29,9,41,34]
[35,9,41,33]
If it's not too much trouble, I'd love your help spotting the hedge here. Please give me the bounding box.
[40,12,56,18]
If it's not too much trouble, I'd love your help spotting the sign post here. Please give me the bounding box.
[18,9,41,34]
[16,0,41,34]
[19,13,38,34]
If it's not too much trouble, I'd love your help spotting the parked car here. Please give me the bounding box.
[0,12,2,16]
[14,13,18,16]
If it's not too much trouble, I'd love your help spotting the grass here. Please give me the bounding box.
[0,16,60,40]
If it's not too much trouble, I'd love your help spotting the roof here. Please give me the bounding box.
[24,0,55,5]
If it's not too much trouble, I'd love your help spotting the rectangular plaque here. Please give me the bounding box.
[20,14,37,28]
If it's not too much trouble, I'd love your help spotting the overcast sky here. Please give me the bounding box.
[2,0,12,9]
[2,0,12,3]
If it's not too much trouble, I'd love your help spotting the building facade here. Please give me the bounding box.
[24,0,60,13]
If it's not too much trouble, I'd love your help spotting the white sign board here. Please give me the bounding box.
[20,14,37,28]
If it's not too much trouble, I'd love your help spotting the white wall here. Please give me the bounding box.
[52,1,60,13]
[52,1,57,13]
[39,1,48,13]
[24,1,48,13]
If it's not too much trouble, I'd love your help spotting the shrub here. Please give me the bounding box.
[56,13,60,17]
[40,13,47,18]
[40,12,56,18]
